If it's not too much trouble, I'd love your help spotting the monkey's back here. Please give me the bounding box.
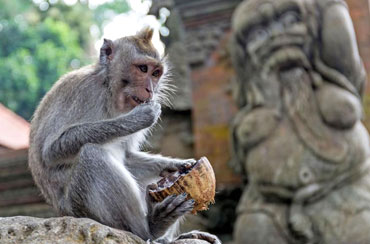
[28,64,109,209]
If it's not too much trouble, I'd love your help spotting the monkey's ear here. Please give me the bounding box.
[99,38,114,65]
[137,27,154,42]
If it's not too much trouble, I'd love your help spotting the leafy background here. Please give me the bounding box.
[0,0,129,120]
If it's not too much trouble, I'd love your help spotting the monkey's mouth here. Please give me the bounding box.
[130,95,150,105]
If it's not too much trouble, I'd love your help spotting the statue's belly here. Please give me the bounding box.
[246,119,367,189]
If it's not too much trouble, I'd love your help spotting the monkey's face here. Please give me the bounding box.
[234,0,312,75]
[101,29,165,114]
[116,55,163,112]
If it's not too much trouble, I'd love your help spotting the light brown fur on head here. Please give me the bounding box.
[128,27,159,59]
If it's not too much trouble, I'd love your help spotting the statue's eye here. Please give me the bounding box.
[138,65,148,73]
[247,27,268,43]
[280,11,300,27]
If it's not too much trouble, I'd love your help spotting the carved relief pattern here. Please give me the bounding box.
[230,0,370,243]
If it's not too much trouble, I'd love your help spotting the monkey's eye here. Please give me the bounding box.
[152,69,161,78]
[280,11,300,28]
[138,65,148,73]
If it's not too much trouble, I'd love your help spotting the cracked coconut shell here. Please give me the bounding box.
[149,157,216,214]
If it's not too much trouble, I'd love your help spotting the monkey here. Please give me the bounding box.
[28,28,220,244]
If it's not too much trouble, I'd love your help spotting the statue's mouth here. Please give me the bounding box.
[261,46,311,75]
[249,34,311,75]
[258,35,306,60]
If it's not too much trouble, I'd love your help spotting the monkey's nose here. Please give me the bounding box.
[144,88,153,101]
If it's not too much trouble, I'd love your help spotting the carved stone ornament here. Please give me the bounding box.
[230,0,370,243]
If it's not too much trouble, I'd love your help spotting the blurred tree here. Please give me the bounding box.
[93,0,130,34]
[0,0,130,120]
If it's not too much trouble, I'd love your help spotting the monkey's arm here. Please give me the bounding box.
[125,151,195,179]
[42,103,160,164]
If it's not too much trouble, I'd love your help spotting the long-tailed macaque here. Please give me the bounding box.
[28,28,220,244]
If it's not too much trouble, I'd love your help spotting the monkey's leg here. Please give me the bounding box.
[43,102,160,163]
[66,143,154,240]
[125,151,195,181]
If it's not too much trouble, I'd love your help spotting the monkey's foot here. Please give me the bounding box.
[175,231,221,244]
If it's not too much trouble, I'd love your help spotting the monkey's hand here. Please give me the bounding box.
[159,159,196,177]
[175,231,221,244]
[121,102,161,132]
[147,190,195,239]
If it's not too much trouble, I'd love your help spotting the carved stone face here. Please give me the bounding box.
[233,0,311,75]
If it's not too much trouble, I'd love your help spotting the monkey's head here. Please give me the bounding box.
[99,27,168,114]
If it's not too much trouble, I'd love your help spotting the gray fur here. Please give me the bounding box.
[28,30,203,243]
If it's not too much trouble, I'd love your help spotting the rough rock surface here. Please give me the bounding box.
[0,216,212,244]
[0,216,145,244]
[172,240,209,244]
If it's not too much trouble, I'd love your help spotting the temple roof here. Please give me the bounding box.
[0,104,30,150]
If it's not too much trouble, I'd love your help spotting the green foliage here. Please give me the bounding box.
[0,0,130,120]
[40,2,94,47]
[0,10,84,119]
[94,0,130,33]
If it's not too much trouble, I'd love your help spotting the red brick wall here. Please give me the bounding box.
[346,0,370,129]
[191,34,241,187]
[347,0,370,89]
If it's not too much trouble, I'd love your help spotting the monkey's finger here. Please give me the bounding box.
[145,183,160,213]
[157,193,190,215]
[165,193,188,212]
[180,159,196,171]
[151,194,177,219]
[159,167,178,177]
[152,197,194,227]
[171,198,195,216]
[156,194,177,208]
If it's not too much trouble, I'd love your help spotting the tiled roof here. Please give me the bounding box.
[0,104,30,150]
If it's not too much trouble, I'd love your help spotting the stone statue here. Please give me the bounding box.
[230,0,370,243]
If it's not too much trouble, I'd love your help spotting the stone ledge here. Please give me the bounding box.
[0,216,210,244]
[0,216,145,244]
